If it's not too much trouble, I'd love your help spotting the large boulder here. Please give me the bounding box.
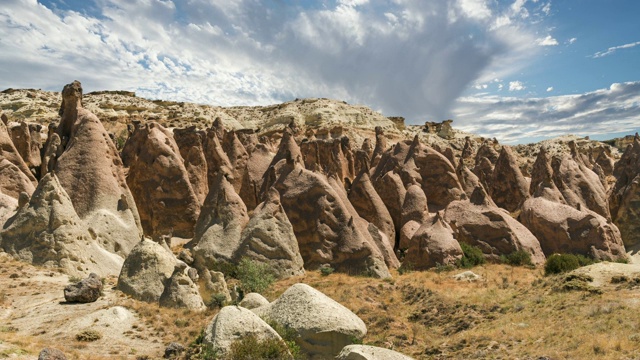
[238,292,270,309]
[489,146,529,212]
[608,136,640,246]
[189,173,249,269]
[404,212,462,270]
[254,283,367,358]
[64,273,102,303]
[1,173,122,277]
[50,81,142,257]
[337,345,414,360]
[117,239,177,302]
[121,122,200,238]
[234,187,305,279]
[520,197,627,261]
[444,187,545,265]
[204,306,289,359]
[159,262,206,311]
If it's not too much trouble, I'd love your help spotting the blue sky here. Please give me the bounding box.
[0,0,638,143]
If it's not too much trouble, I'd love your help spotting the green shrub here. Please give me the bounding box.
[76,329,102,342]
[236,258,276,294]
[544,254,595,275]
[398,262,414,275]
[457,243,486,269]
[207,293,228,309]
[500,250,533,267]
[267,320,303,359]
[319,265,335,276]
[229,334,292,359]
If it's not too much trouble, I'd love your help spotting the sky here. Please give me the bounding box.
[0,0,638,144]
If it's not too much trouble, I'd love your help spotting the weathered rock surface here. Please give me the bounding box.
[38,348,67,360]
[1,173,122,277]
[238,292,270,309]
[0,118,37,188]
[336,345,414,360]
[489,146,529,212]
[348,171,396,245]
[234,187,304,279]
[520,197,627,261]
[117,239,177,302]
[10,121,41,170]
[51,81,142,257]
[189,173,249,269]
[254,283,367,358]
[444,187,545,265]
[239,142,274,210]
[404,212,462,270]
[204,306,288,359]
[122,122,200,238]
[372,171,406,243]
[64,273,102,303]
[608,136,640,246]
[159,262,206,311]
[174,126,209,205]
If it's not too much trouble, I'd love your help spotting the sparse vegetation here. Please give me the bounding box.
[456,243,486,269]
[319,265,335,276]
[545,253,595,275]
[236,258,276,294]
[228,334,292,360]
[207,293,228,309]
[75,329,102,342]
[501,250,533,267]
[267,320,303,359]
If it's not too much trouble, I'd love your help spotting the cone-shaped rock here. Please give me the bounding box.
[521,197,627,261]
[1,173,123,277]
[530,147,565,203]
[348,171,396,245]
[159,262,206,311]
[174,127,209,205]
[404,212,462,270]
[121,122,200,239]
[0,118,37,188]
[489,146,529,212]
[52,81,142,256]
[239,143,274,210]
[234,187,305,279]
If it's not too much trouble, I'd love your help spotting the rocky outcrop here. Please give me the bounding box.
[221,130,249,194]
[489,146,529,212]
[372,171,406,243]
[121,122,200,239]
[51,81,142,257]
[234,187,305,279]
[551,154,610,219]
[64,273,102,303]
[473,156,494,193]
[204,306,288,359]
[189,173,249,270]
[0,119,37,187]
[10,121,41,170]
[300,137,355,183]
[38,348,67,360]
[117,239,177,302]
[609,137,640,246]
[159,262,206,311]
[529,147,565,203]
[173,126,209,206]
[238,292,270,309]
[254,283,367,358]
[0,159,36,199]
[404,212,462,270]
[444,187,545,265]
[336,345,414,360]
[239,143,274,210]
[1,173,122,277]
[520,197,627,261]
[398,184,429,249]
[348,171,396,246]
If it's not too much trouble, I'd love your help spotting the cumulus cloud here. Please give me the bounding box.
[546,86,553,92]
[0,0,552,122]
[453,81,640,143]
[509,81,525,91]
[537,35,558,46]
[592,41,640,58]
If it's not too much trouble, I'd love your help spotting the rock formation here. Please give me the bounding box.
[238,292,270,309]
[336,345,414,360]
[64,273,102,303]
[1,173,122,277]
[609,136,640,246]
[0,119,36,198]
[520,197,627,261]
[398,184,429,250]
[403,212,462,270]
[121,122,200,239]
[444,186,545,265]
[348,171,396,248]
[254,283,367,358]
[159,262,206,311]
[489,146,529,212]
[51,81,142,257]
[173,126,209,205]
[234,187,305,279]
[239,142,274,210]
[117,238,177,302]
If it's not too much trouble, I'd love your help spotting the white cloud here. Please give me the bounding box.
[457,0,492,20]
[546,86,553,92]
[537,35,558,46]
[592,41,640,58]
[509,81,525,91]
[454,81,640,143]
[567,37,577,44]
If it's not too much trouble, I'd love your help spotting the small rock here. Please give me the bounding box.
[164,342,185,359]
[38,348,67,360]
[453,271,481,282]
[238,293,270,309]
[64,273,102,303]
[336,344,414,359]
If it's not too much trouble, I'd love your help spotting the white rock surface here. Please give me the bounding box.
[337,345,414,360]
[238,293,270,309]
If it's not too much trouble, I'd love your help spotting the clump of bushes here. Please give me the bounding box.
[456,243,486,269]
[319,265,335,276]
[501,250,533,267]
[76,329,102,342]
[544,254,595,275]
[236,258,276,294]
[229,334,292,359]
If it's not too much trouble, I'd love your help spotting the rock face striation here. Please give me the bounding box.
[609,136,640,246]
